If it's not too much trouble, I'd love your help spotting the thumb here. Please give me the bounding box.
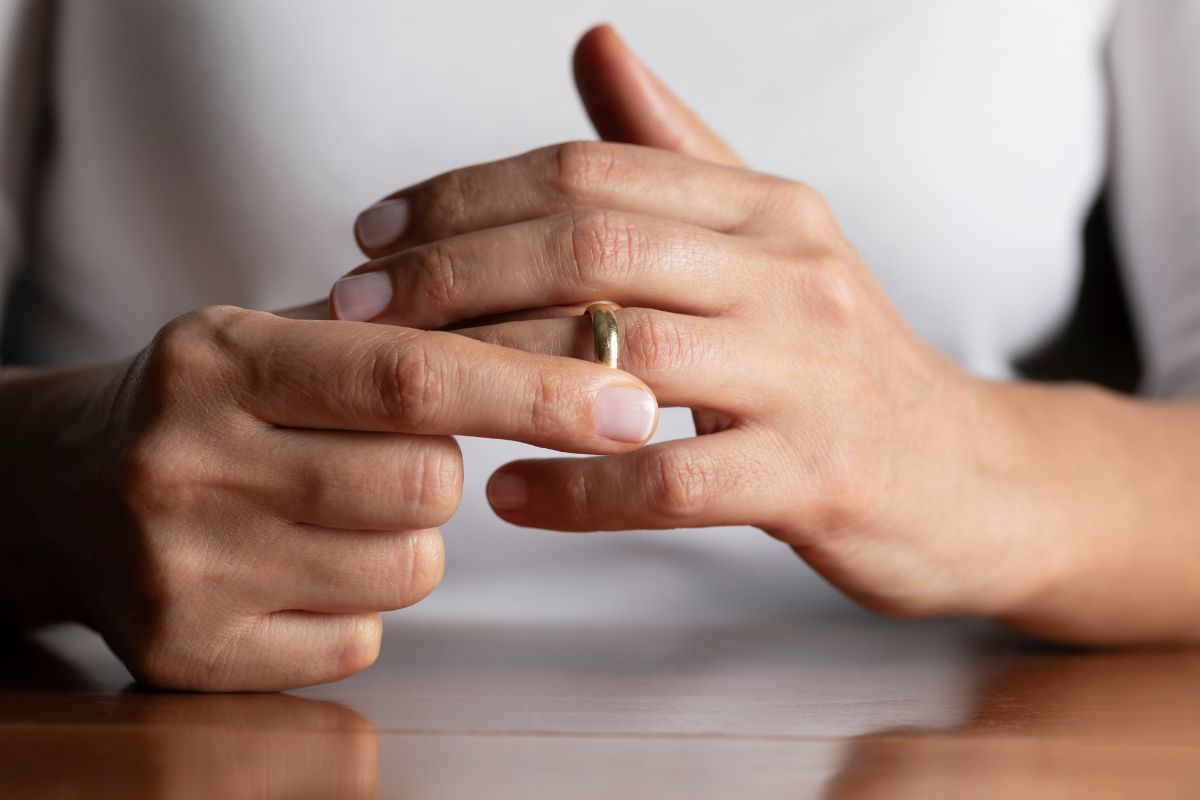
[572,24,743,168]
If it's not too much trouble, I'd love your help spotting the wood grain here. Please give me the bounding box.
[3,616,1200,798]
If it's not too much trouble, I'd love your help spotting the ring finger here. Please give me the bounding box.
[455,307,764,415]
[247,525,446,614]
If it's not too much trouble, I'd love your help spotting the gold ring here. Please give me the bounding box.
[585,303,619,369]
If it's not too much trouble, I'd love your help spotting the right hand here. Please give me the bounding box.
[27,305,657,691]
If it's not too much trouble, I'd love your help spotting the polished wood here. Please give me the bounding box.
[3,615,1200,798]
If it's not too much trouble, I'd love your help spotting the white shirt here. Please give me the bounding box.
[1,0,1198,621]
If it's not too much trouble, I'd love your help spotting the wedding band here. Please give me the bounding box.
[586,303,619,369]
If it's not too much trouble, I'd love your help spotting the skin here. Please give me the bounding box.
[0,285,659,691]
[2,25,1198,694]
[336,26,1200,645]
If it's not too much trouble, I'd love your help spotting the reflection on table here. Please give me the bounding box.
[3,617,1199,798]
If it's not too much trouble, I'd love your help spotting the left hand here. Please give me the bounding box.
[327,25,1032,619]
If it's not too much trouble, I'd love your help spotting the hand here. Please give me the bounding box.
[329,26,1030,620]
[4,305,658,690]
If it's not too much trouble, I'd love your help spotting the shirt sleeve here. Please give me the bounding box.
[0,0,52,351]
[1109,0,1200,398]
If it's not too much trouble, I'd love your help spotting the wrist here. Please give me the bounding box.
[934,371,1064,619]
[0,363,124,627]
[968,381,1200,644]
[951,375,1122,628]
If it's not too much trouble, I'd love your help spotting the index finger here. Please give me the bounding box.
[354,141,778,258]
[229,310,658,453]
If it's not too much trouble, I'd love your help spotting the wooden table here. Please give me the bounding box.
[3,615,1199,798]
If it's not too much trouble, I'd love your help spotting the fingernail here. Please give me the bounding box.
[356,198,410,251]
[593,386,657,443]
[331,271,393,321]
[487,471,528,511]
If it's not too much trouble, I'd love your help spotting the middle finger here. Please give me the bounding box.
[329,210,754,328]
[254,429,463,531]
[248,526,445,614]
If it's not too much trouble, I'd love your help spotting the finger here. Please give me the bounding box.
[186,612,382,692]
[251,526,445,614]
[355,142,773,257]
[256,430,462,531]
[456,308,764,415]
[486,429,786,531]
[333,210,750,328]
[573,24,744,167]
[221,310,659,453]
[443,302,599,330]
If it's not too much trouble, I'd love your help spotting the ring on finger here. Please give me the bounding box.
[585,303,620,369]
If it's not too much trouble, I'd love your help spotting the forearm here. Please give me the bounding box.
[980,380,1200,644]
[0,364,118,627]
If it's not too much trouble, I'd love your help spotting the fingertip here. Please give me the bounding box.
[573,22,634,90]
[330,271,394,322]
[486,469,529,512]
[574,22,620,62]
[594,383,658,444]
[355,198,411,257]
[572,20,742,166]
[573,22,645,145]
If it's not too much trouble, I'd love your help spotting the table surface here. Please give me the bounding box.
[3,614,1199,799]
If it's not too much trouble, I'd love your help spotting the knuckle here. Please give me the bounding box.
[764,180,840,236]
[620,309,714,374]
[145,306,267,406]
[745,175,796,223]
[525,359,580,441]
[116,435,198,518]
[415,240,463,307]
[332,615,384,677]
[802,257,860,329]
[644,448,720,520]
[375,529,445,609]
[566,208,636,290]
[804,188,838,227]
[524,367,568,440]
[147,307,232,382]
[560,463,594,522]
[781,180,830,216]
[552,140,618,205]
[405,439,463,525]
[423,167,473,234]
[380,337,448,430]
[185,303,244,332]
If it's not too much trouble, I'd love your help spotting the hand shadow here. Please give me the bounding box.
[821,635,1200,798]
[0,632,379,799]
